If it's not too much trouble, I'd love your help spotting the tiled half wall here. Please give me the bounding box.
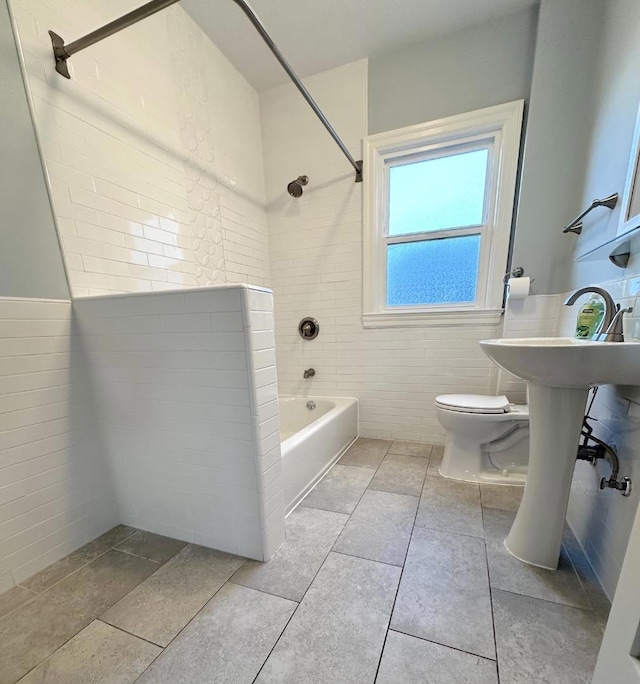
[74,285,284,562]
[1,286,284,595]
[0,298,116,593]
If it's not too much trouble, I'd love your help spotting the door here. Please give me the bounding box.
[592,499,640,683]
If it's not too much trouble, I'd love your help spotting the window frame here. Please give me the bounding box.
[363,100,524,328]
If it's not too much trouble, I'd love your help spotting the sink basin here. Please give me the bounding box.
[479,336,640,570]
[480,337,640,388]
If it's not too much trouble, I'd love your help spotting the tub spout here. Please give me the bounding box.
[303,368,315,379]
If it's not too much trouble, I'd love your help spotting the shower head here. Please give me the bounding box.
[287,175,309,198]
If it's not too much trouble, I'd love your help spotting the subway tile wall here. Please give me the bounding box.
[244,288,286,559]
[0,298,116,594]
[262,60,502,443]
[11,0,270,295]
[497,294,564,404]
[74,285,283,561]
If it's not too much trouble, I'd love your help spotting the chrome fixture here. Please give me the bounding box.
[562,193,619,235]
[502,266,535,286]
[601,306,633,342]
[303,368,315,379]
[503,266,525,283]
[609,240,632,269]
[287,175,309,198]
[306,400,316,410]
[48,0,363,183]
[564,286,617,338]
[576,388,632,496]
[298,317,319,340]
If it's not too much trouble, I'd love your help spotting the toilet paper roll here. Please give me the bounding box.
[507,276,530,299]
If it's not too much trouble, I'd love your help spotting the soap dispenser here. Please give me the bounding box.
[575,295,605,339]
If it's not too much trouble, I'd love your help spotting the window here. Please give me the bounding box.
[363,101,524,327]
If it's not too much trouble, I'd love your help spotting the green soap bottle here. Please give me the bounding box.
[575,295,605,339]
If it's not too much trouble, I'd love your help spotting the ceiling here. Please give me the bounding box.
[182,0,538,91]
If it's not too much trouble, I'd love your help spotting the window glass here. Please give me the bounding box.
[386,234,481,306]
[388,149,488,236]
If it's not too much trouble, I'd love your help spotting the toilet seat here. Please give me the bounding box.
[435,394,512,414]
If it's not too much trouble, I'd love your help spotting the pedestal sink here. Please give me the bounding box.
[480,337,640,569]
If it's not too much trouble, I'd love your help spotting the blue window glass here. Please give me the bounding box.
[386,235,481,306]
[388,149,489,236]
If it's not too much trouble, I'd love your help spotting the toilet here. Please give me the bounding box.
[435,394,529,485]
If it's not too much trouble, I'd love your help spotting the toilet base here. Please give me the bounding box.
[439,433,528,486]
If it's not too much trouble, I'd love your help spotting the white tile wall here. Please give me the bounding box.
[262,60,502,443]
[497,293,564,403]
[11,0,270,295]
[0,297,116,592]
[73,285,283,561]
[243,288,285,558]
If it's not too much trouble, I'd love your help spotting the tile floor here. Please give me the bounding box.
[0,438,608,683]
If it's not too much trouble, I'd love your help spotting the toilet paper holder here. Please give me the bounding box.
[503,267,535,285]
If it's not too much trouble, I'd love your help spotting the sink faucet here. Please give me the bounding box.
[564,286,632,341]
[601,306,633,342]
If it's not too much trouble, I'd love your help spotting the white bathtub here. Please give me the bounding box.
[280,395,358,514]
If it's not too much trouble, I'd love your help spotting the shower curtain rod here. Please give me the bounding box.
[48,0,363,182]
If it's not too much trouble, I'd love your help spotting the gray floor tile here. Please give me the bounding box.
[0,585,35,619]
[376,630,499,684]
[101,545,246,646]
[22,526,136,593]
[391,526,495,659]
[302,464,375,514]
[493,589,602,683]
[115,530,186,564]
[388,440,432,458]
[483,508,590,608]
[427,445,444,476]
[368,453,428,497]
[17,620,161,684]
[231,507,348,601]
[480,484,523,512]
[137,583,296,684]
[415,476,484,538]
[0,550,157,684]
[338,437,392,468]
[333,489,418,566]
[256,552,400,684]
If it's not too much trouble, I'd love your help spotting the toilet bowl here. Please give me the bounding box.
[435,394,529,485]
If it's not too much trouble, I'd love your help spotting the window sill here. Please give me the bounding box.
[362,308,504,328]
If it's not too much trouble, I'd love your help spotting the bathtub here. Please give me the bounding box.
[280,395,358,515]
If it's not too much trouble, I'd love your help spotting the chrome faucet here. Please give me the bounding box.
[602,306,633,342]
[303,368,315,379]
[564,286,632,342]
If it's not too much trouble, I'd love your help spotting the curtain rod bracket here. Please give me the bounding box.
[49,31,71,79]
[46,0,363,182]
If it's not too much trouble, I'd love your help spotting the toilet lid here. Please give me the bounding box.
[435,394,511,414]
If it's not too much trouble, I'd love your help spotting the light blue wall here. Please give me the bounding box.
[571,0,640,286]
[0,0,68,299]
[368,7,538,135]
[368,1,614,295]
[512,0,605,294]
